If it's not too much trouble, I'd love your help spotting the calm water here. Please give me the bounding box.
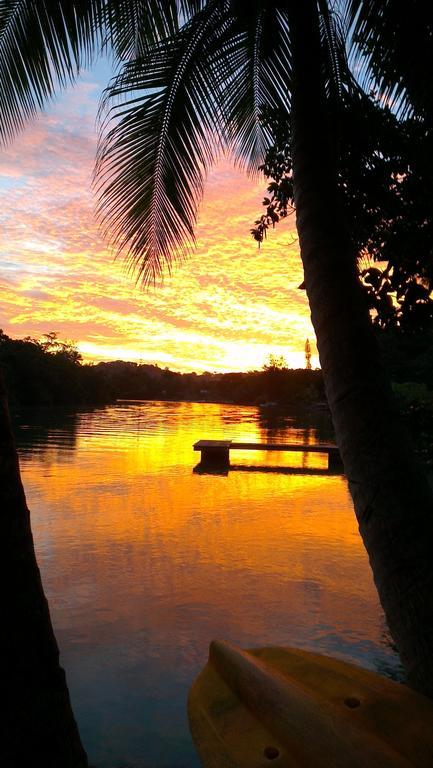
[14,401,400,768]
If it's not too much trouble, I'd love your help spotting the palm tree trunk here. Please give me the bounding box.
[0,372,87,766]
[289,0,433,697]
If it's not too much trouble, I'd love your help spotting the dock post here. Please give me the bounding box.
[328,449,343,472]
[194,440,232,470]
[201,445,230,469]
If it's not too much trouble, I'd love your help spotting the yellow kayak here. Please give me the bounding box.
[188,640,433,767]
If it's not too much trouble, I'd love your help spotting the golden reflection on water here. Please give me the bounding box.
[15,402,400,768]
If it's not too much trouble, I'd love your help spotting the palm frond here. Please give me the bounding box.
[95,2,228,284]
[318,1,348,105]
[222,2,291,172]
[345,0,433,119]
[178,0,208,18]
[0,0,106,145]
[104,0,180,61]
[0,0,184,145]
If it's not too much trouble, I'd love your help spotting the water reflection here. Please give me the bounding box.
[13,406,81,454]
[229,464,342,476]
[256,404,333,444]
[13,401,400,768]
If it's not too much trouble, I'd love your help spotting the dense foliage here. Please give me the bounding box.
[252,99,433,331]
[0,330,324,408]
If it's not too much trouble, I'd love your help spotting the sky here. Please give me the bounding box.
[0,60,318,373]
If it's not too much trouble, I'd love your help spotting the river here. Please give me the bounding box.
[13,400,401,767]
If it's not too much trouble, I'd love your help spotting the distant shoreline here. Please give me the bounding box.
[1,331,325,410]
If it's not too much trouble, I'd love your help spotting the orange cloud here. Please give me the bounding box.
[0,72,318,372]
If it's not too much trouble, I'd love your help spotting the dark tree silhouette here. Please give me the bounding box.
[0,371,87,767]
[252,95,433,332]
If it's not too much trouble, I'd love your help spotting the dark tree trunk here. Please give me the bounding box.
[289,0,433,696]
[0,372,87,766]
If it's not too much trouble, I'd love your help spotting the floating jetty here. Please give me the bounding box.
[193,439,343,471]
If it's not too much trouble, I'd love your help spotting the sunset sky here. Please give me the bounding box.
[0,59,318,373]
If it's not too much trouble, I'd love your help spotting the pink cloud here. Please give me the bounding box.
[0,73,318,372]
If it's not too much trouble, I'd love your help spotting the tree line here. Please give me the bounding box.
[5,327,433,467]
[0,330,325,408]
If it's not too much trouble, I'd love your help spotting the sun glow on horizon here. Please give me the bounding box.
[78,340,312,373]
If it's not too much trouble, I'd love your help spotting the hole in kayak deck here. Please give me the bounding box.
[264,745,280,759]
[344,696,361,708]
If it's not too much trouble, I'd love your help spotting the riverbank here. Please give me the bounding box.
[1,331,324,409]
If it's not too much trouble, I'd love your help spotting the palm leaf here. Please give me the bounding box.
[222,1,291,172]
[0,0,106,145]
[178,0,208,17]
[318,1,349,105]
[95,1,228,284]
[345,0,433,119]
[0,0,183,146]
[104,0,180,61]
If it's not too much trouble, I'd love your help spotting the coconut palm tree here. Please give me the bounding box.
[94,0,433,697]
[1,1,433,763]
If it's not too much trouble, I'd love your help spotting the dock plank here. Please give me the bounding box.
[193,439,343,472]
[194,440,232,450]
[193,439,339,454]
[231,441,338,453]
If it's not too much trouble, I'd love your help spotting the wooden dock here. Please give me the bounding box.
[193,439,342,471]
